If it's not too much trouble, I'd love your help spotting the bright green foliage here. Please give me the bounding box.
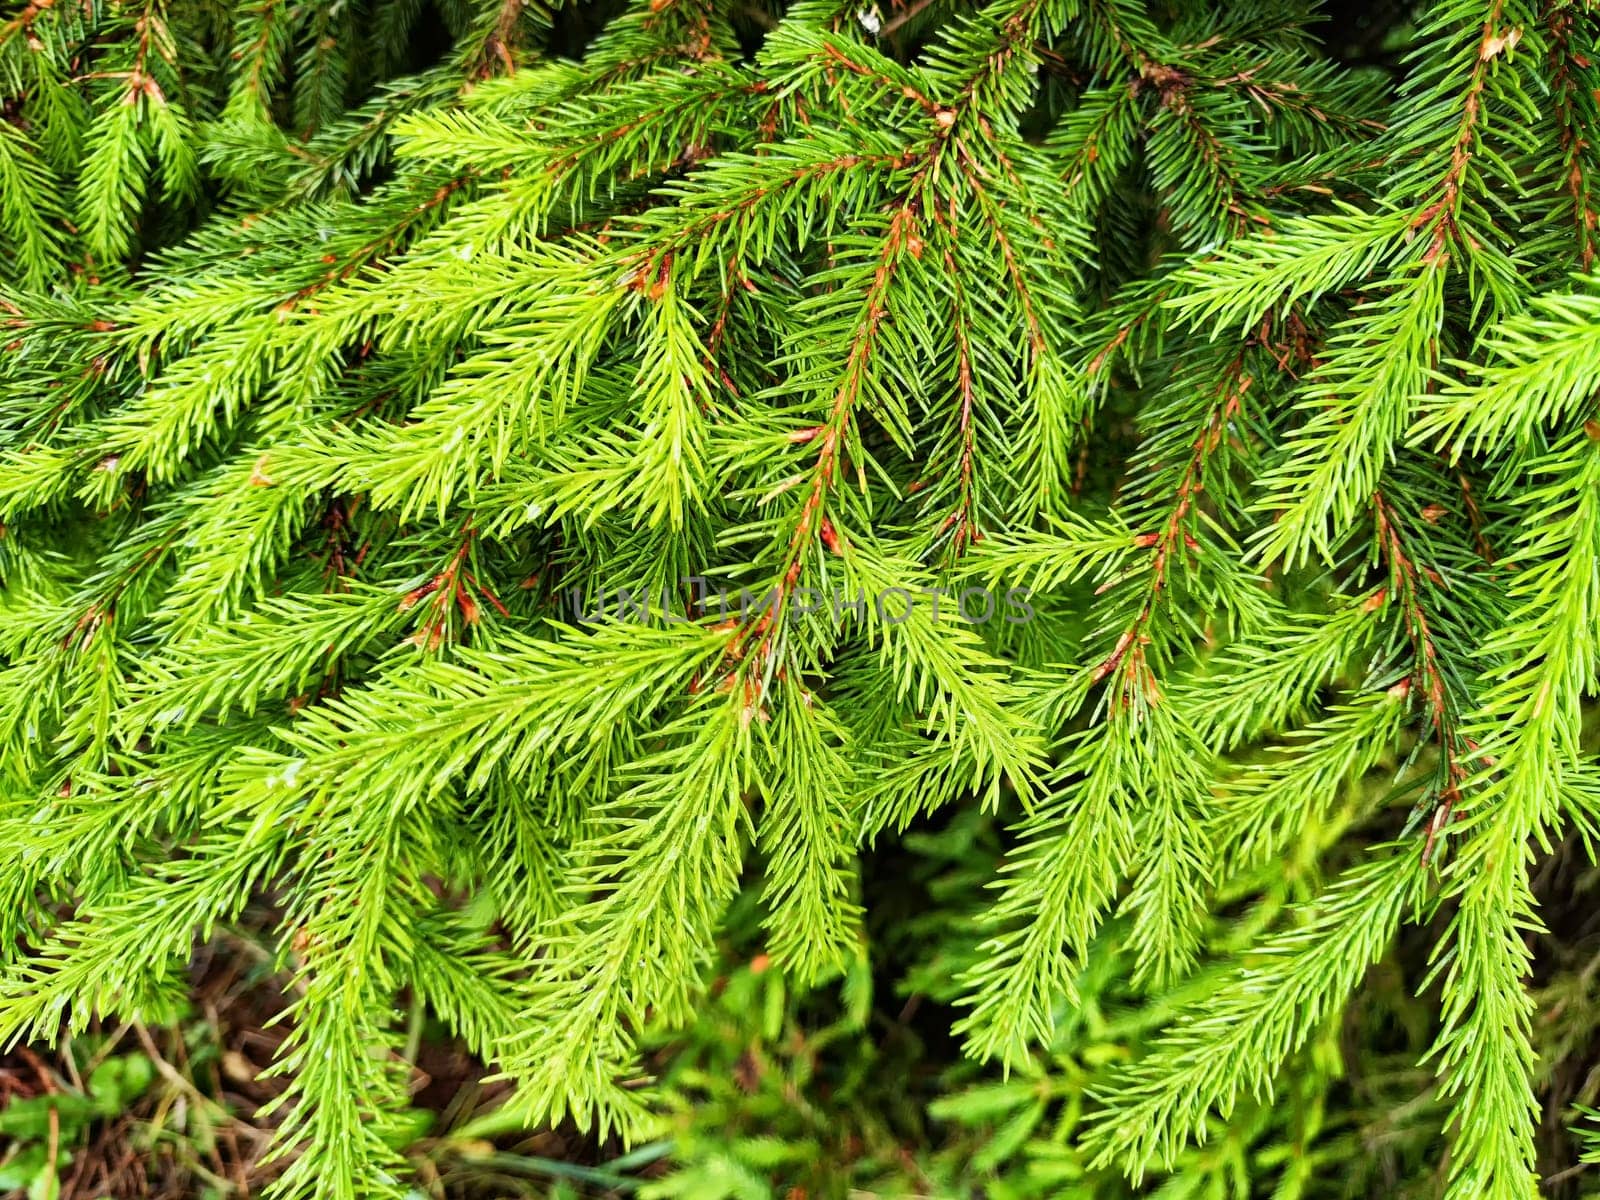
[2,0,1600,1197]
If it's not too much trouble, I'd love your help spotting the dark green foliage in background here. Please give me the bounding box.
[2,0,1600,1195]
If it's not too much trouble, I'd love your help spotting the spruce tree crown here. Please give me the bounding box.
[1,0,1598,1196]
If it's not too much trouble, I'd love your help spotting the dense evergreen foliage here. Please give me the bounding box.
[3,0,1600,1195]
